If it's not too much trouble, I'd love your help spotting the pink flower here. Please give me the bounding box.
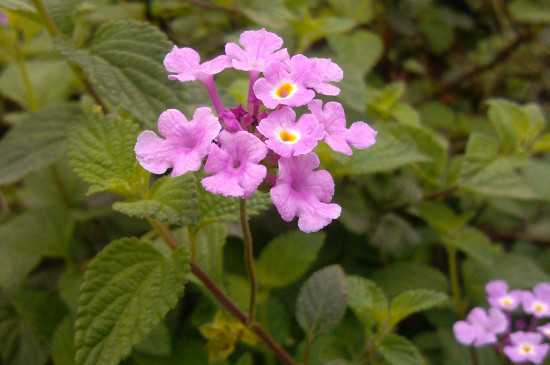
[225,28,289,72]
[486,280,523,311]
[307,100,377,155]
[135,108,221,177]
[253,55,319,109]
[453,307,508,347]
[504,331,549,364]
[202,131,268,198]
[522,283,550,318]
[257,106,324,158]
[270,153,341,233]
[537,323,550,339]
[164,46,231,83]
[310,58,343,96]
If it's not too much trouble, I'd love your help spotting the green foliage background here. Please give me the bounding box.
[1,0,550,364]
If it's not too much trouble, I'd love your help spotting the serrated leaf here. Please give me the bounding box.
[377,333,425,365]
[371,263,449,300]
[52,316,76,365]
[508,0,550,24]
[54,20,200,126]
[387,123,448,181]
[113,174,199,225]
[0,293,48,365]
[296,265,347,340]
[441,227,493,265]
[134,323,171,356]
[334,132,432,176]
[47,0,84,35]
[75,238,189,365]
[256,231,325,288]
[68,112,146,197]
[389,290,448,326]
[346,275,388,325]
[197,178,271,226]
[0,104,81,185]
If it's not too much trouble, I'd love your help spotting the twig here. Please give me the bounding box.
[240,198,257,324]
[434,31,532,98]
[148,219,298,365]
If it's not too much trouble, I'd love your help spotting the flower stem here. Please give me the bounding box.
[30,0,60,37]
[147,219,297,365]
[239,198,257,324]
[201,75,225,116]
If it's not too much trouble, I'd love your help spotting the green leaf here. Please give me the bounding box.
[240,0,293,30]
[0,104,81,185]
[377,333,425,365]
[334,132,432,176]
[68,112,146,197]
[0,293,48,365]
[441,227,493,265]
[327,0,374,24]
[256,231,325,288]
[371,263,449,300]
[387,123,448,181]
[54,20,199,126]
[521,160,550,201]
[296,265,347,340]
[134,323,171,357]
[420,17,454,53]
[0,207,74,259]
[75,238,189,365]
[197,179,271,226]
[0,60,73,109]
[409,201,472,236]
[113,174,199,225]
[389,290,448,326]
[52,316,76,365]
[346,275,388,325]
[47,0,84,35]
[0,0,40,22]
[508,0,550,24]
[292,15,355,52]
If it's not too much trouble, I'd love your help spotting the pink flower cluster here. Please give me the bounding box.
[454,280,550,364]
[135,29,377,232]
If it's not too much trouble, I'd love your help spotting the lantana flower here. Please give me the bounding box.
[522,283,550,318]
[257,106,324,158]
[135,28,378,233]
[486,280,523,311]
[225,28,289,72]
[253,54,318,109]
[503,331,549,364]
[453,307,508,347]
[537,323,550,339]
[270,153,341,233]
[202,131,268,199]
[308,99,377,155]
[135,108,221,177]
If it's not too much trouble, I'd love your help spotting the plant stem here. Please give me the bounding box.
[147,219,297,365]
[14,45,39,112]
[30,0,109,113]
[239,198,257,324]
[447,246,463,316]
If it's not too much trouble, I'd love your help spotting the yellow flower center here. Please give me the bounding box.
[279,130,298,143]
[500,297,513,306]
[533,302,546,313]
[520,344,533,354]
[276,83,294,98]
